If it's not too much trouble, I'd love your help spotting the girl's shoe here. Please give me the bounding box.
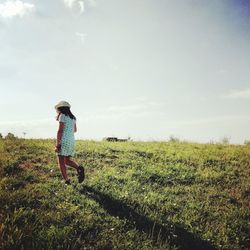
[77,166,85,183]
[65,179,71,185]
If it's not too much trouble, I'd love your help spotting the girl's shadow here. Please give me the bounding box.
[79,185,215,250]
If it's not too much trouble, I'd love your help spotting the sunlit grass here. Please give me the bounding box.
[0,138,249,249]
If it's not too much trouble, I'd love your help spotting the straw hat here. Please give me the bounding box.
[54,101,71,109]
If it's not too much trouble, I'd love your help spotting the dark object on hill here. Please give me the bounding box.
[104,137,131,142]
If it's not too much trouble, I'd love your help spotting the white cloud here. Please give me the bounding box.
[71,98,164,124]
[109,63,119,71]
[63,0,83,13]
[0,0,34,18]
[0,118,56,138]
[103,98,165,114]
[77,108,150,122]
[63,0,96,13]
[63,0,76,8]
[169,115,250,126]
[86,0,97,7]
[222,88,250,99]
[78,99,165,122]
[0,118,55,126]
[78,1,84,13]
[76,32,87,43]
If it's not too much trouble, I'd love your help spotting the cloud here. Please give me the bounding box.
[0,0,35,18]
[63,0,96,13]
[86,0,97,7]
[76,32,87,43]
[63,0,84,13]
[63,0,76,8]
[0,118,56,138]
[222,88,250,99]
[0,118,55,126]
[78,1,84,13]
[77,99,165,122]
[103,98,165,114]
[109,63,119,71]
[167,115,250,127]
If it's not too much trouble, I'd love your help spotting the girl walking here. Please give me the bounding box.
[54,101,85,185]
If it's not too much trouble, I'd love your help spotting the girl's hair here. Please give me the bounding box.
[56,107,76,121]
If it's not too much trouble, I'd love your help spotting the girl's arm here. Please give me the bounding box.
[57,122,64,146]
[74,123,77,133]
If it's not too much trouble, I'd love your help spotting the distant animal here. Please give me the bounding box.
[105,137,118,142]
[104,137,131,142]
[117,138,128,142]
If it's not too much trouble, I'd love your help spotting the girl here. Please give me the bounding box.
[54,101,85,185]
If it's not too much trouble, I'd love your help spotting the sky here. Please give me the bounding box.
[0,0,250,143]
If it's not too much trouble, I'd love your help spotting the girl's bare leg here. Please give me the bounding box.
[65,156,79,170]
[57,155,69,180]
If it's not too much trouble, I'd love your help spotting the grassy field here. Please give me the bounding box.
[0,138,249,249]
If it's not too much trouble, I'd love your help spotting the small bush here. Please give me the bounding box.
[220,136,230,145]
[244,140,250,146]
[5,133,18,140]
[169,135,180,143]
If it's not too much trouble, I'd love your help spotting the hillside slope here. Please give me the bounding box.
[0,139,249,249]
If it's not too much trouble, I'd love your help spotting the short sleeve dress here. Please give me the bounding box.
[58,114,76,157]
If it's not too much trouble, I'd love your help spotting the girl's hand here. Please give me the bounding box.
[54,144,61,153]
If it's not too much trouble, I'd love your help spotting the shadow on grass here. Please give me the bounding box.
[79,185,215,250]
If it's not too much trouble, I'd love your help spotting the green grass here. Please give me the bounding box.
[0,138,249,249]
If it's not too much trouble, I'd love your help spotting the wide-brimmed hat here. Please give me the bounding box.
[55,101,71,109]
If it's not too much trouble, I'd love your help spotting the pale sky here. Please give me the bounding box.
[0,0,250,143]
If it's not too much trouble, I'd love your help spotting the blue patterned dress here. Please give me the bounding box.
[58,114,76,157]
